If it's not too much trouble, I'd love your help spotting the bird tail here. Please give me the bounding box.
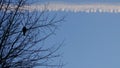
[23,32,25,36]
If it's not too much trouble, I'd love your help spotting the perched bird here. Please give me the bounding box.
[22,26,27,36]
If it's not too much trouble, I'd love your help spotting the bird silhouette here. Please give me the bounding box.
[22,26,27,36]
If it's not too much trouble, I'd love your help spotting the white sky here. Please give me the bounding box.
[25,3,120,13]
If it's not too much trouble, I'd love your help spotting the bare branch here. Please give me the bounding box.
[0,0,64,68]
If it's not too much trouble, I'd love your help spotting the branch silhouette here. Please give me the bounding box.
[0,0,65,68]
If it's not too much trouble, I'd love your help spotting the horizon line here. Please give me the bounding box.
[27,2,120,13]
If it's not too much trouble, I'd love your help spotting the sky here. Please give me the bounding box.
[60,13,120,68]
[34,0,120,68]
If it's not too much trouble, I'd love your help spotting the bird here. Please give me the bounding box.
[22,26,27,36]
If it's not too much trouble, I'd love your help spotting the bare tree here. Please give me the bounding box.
[0,0,64,68]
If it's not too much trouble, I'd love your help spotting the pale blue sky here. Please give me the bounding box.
[60,12,120,68]
[36,0,120,68]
